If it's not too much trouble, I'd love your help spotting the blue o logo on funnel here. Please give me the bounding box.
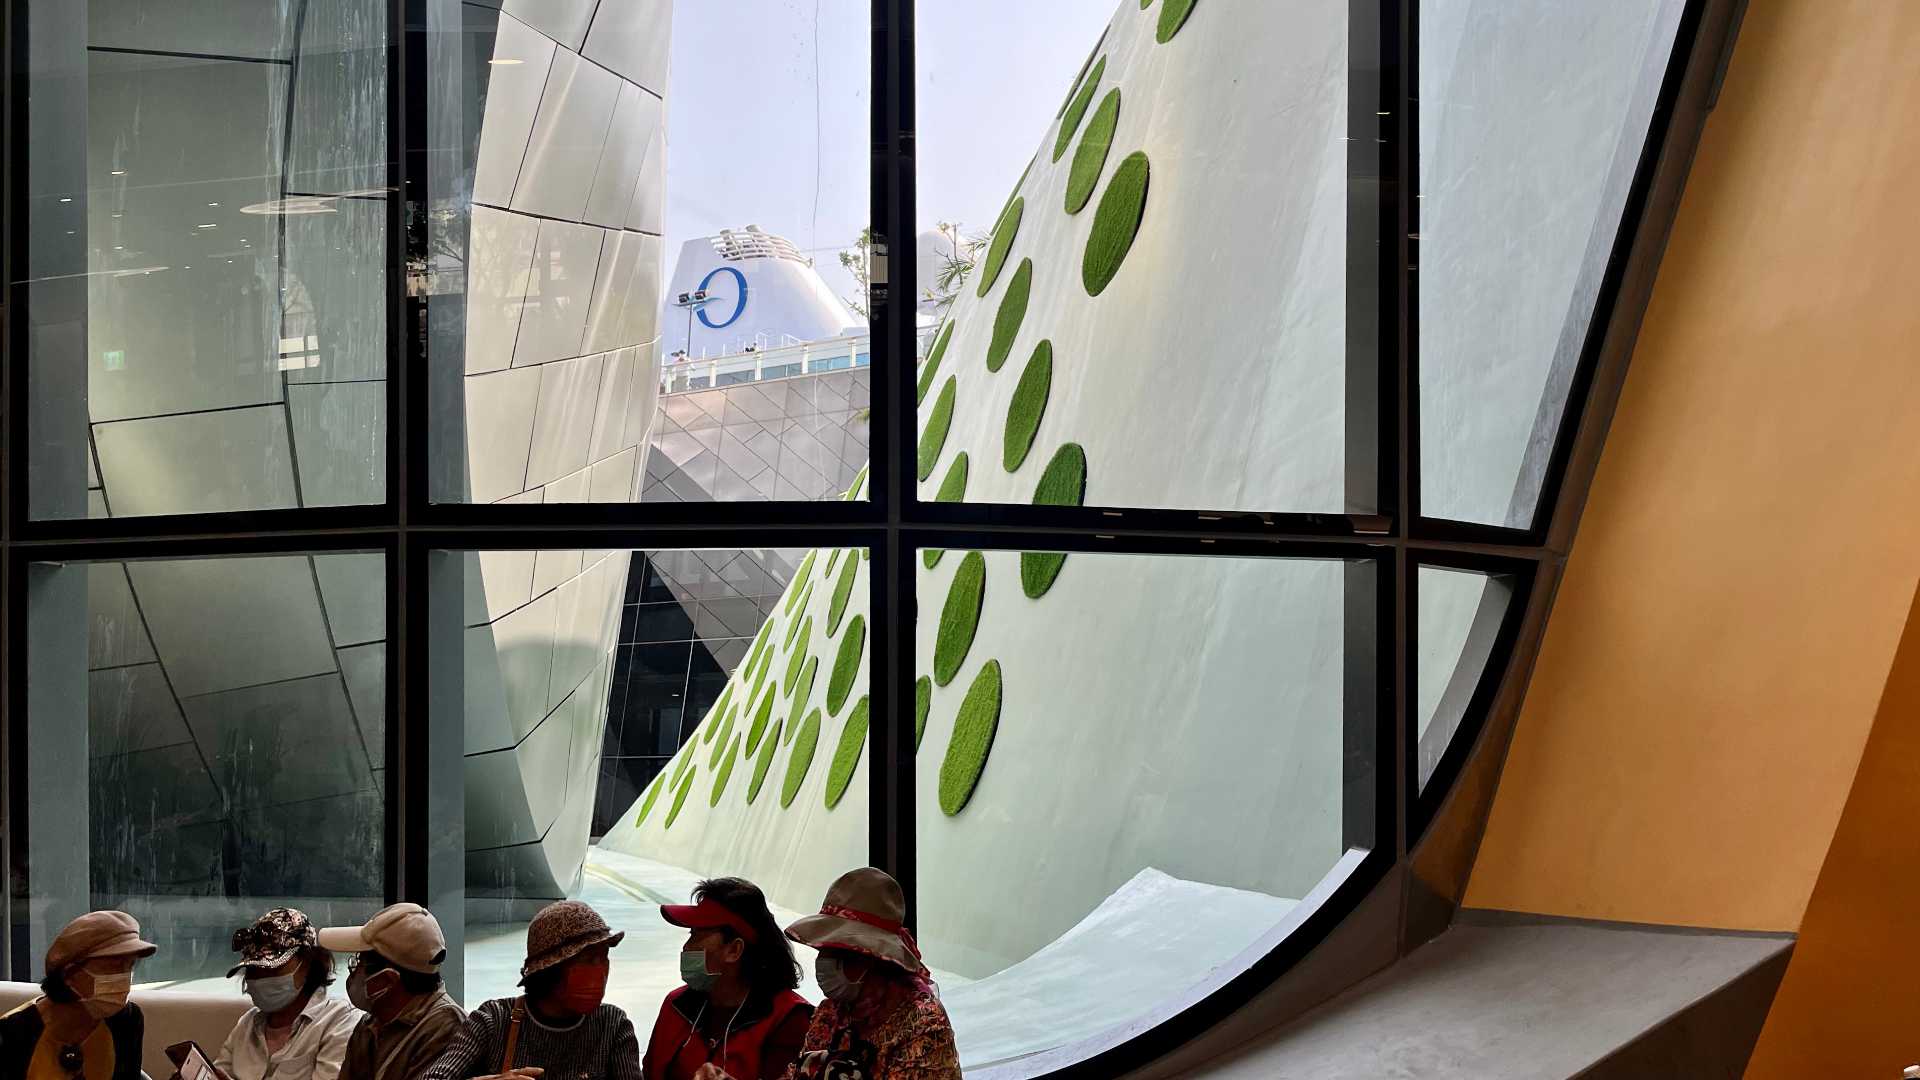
[696,266,748,329]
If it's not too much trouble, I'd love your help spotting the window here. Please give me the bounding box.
[2,0,1707,1074]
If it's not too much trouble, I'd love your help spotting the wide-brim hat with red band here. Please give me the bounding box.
[784,867,924,974]
[660,899,757,943]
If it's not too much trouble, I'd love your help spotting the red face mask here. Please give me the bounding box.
[555,956,609,1015]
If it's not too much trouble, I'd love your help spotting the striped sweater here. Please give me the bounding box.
[422,997,642,1080]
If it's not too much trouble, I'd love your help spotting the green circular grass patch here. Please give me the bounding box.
[828,550,859,635]
[924,453,969,569]
[785,553,817,614]
[1003,341,1053,472]
[709,734,741,806]
[986,259,1033,373]
[745,685,776,756]
[1083,152,1150,297]
[824,697,869,810]
[784,617,813,693]
[934,552,986,687]
[746,719,782,804]
[976,197,1023,297]
[915,676,931,749]
[1053,56,1107,163]
[1023,443,1088,598]
[1066,90,1120,215]
[939,660,1003,816]
[917,322,954,406]
[827,615,866,715]
[664,766,697,829]
[918,376,957,482]
[634,772,665,827]
[781,709,822,808]
[1157,0,1197,42]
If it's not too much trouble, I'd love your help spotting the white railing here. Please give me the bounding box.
[659,326,938,395]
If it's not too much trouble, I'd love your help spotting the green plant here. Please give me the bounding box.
[710,734,741,806]
[1066,90,1120,215]
[940,660,1003,815]
[915,676,931,749]
[747,719,782,804]
[1084,152,1150,297]
[837,226,874,317]
[745,685,776,755]
[1004,341,1054,472]
[633,773,665,827]
[1023,444,1088,598]
[1053,56,1107,162]
[824,697,870,809]
[1158,0,1197,42]
[784,617,814,693]
[664,767,697,829]
[827,615,866,715]
[977,197,1024,297]
[935,552,986,687]
[916,323,955,406]
[828,551,859,635]
[782,709,823,808]
[924,453,970,569]
[987,259,1033,373]
[918,377,957,481]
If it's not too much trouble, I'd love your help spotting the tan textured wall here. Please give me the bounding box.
[1463,0,1920,931]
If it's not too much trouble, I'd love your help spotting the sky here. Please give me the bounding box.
[662,0,1114,311]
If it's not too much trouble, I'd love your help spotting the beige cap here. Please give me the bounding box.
[46,911,158,975]
[317,903,447,974]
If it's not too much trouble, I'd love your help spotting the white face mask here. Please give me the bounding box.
[81,971,132,1019]
[815,954,866,1005]
[246,971,303,1013]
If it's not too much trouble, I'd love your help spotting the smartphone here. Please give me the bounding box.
[165,1041,225,1080]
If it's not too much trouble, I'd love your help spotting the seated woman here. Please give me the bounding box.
[424,901,640,1080]
[0,910,157,1080]
[643,878,813,1080]
[215,908,359,1080]
[781,870,959,1080]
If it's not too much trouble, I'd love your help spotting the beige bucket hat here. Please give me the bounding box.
[784,868,924,974]
[519,900,624,984]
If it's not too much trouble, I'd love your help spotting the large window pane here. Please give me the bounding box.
[427,2,870,505]
[916,549,1373,1071]
[24,554,385,986]
[1415,565,1516,791]
[439,545,852,1014]
[21,0,390,519]
[1418,0,1685,527]
[916,3,1354,514]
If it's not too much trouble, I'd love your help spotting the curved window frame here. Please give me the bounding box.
[0,0,1741,1073]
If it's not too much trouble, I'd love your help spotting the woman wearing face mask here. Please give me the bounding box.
[422,900,641,1080]
[0,909,157,1080]
[214,909,358,1080]
[643,878,813,1080]
[780,870,959,1080]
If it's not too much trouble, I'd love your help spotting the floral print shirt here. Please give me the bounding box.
[784,989,960,1079]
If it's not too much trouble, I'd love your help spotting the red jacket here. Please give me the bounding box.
[643,986,812,1080]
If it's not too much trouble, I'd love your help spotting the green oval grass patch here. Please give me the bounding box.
[745,685,776,756]
[828,550,859,635]
[1023,443,1088,598]
[664,766,697,829]
[709,734,741,805]
[924,453,969,569]
[1066,90,1120,215]
[784,617,814,693]
[747,719,782,804]
[918,376,957,482]
[939,660,1003,816]
[1083,152,1150,297]
[986,259,1033,373]
[917,322,954,406]
[634,772,665,827]
[935,552,986,687]
[1158,0,1197,42]
[785,553,817,614]
[915,676,931,749]
[781,709,823,808]
[824,697,869,810]
[1053,56,1107,162]
[1004,341,1053,472]
[977,197,1023,297]
[827,615,865,715]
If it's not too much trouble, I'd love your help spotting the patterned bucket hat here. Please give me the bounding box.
[227,908,317,978]
[519,900,624,984]
[784,868,924,974]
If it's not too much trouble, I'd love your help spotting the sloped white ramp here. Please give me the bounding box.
[943,868,1296,1070]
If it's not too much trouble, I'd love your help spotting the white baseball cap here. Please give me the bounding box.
[317,903,447,974]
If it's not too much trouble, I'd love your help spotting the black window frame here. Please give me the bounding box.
[0,0,1741,1073]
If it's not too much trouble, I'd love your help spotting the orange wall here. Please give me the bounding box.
[1744,576,1920,1075]
[1463,0,1920,930]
